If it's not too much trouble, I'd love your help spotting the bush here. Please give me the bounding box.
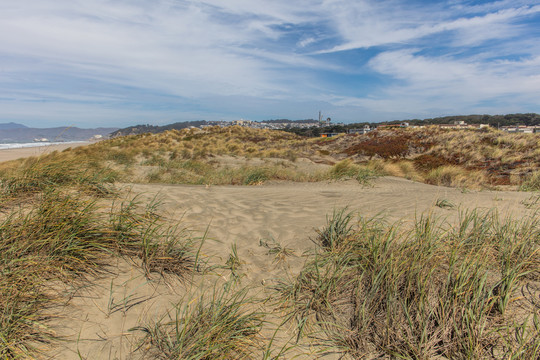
[520,171,540,191]
[243,168,268,185]
[345,135,410,159]
[330,159,378,185]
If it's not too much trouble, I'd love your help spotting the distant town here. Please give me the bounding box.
[109,112,540,138]
[1,113,539,144]
[182,115,540,135]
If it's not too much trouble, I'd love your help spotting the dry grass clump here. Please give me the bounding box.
[277,209,540,359]
[329,159,378,185]
[0,154,116,200]
[0,162,195,358]
[424,165,488,188]
[135,280,265,359]
[521,171,540,191]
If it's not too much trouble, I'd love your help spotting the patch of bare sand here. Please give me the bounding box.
[134,177,533,286]
[44,178,538,359]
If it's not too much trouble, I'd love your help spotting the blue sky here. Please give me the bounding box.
[1,0,540,127]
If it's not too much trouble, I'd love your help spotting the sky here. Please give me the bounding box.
[1,0,540,128]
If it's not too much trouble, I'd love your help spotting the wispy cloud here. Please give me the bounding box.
[319,2,540,52]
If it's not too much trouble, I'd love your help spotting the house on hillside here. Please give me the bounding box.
[231,119,253,126]
[320,133,341,138]
[348,125,372,134]
[501,125,540,133]
[437,121,489,130]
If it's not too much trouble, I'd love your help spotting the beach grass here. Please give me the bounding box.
[0,167,195,358]
[134,280,265,359]
[2,125,540,190]
[275,209,540,359]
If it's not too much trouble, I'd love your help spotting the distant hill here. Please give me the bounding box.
[110,121,210,137]
[110,119,320,137]
[109,113,540,138]
[389,113,540,127]
[0,126,119,143]
[0,122,28,130]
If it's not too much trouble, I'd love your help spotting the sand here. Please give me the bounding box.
[42,178,537,359]
[0,142,90,162]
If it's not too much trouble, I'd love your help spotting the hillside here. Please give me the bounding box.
[2,125,538,190]
[110,120,209,137]
[0,122,28,130]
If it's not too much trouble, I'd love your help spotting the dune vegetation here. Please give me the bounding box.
[0,159,196,358]
[3,125,538,189]
[0,125,539,359]
[277,209,540,358]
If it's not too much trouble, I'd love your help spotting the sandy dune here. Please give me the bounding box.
[43,177,537,359]
[131,178,532,287]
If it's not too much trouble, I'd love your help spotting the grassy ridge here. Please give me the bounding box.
[324,127,540,189]
[2,125,539,189]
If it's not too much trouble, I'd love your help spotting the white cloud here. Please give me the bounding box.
[357,49,540,116]
[0,0,325,100]
[318,2,540,52]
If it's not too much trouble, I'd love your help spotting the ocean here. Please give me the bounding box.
[0,141,85,150]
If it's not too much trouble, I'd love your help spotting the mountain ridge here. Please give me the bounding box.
[0,122,28,130]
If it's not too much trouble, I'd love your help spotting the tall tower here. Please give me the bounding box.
[318,111,322,123]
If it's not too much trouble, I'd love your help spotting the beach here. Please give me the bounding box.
[0,142,90,163]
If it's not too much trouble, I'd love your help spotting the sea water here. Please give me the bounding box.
[0,141,84,150]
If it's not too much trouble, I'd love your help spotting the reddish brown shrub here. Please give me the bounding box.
[413,154,453,172]
[345,135,410,159]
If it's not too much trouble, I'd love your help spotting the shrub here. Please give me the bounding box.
[345,135,410,159]
[243,168,268,185]
[413,154,453,172]
[330,159,378,185]
[520,171,540,191]
[425,165,464,187]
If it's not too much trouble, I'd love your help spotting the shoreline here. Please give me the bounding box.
[0,141,91,163]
